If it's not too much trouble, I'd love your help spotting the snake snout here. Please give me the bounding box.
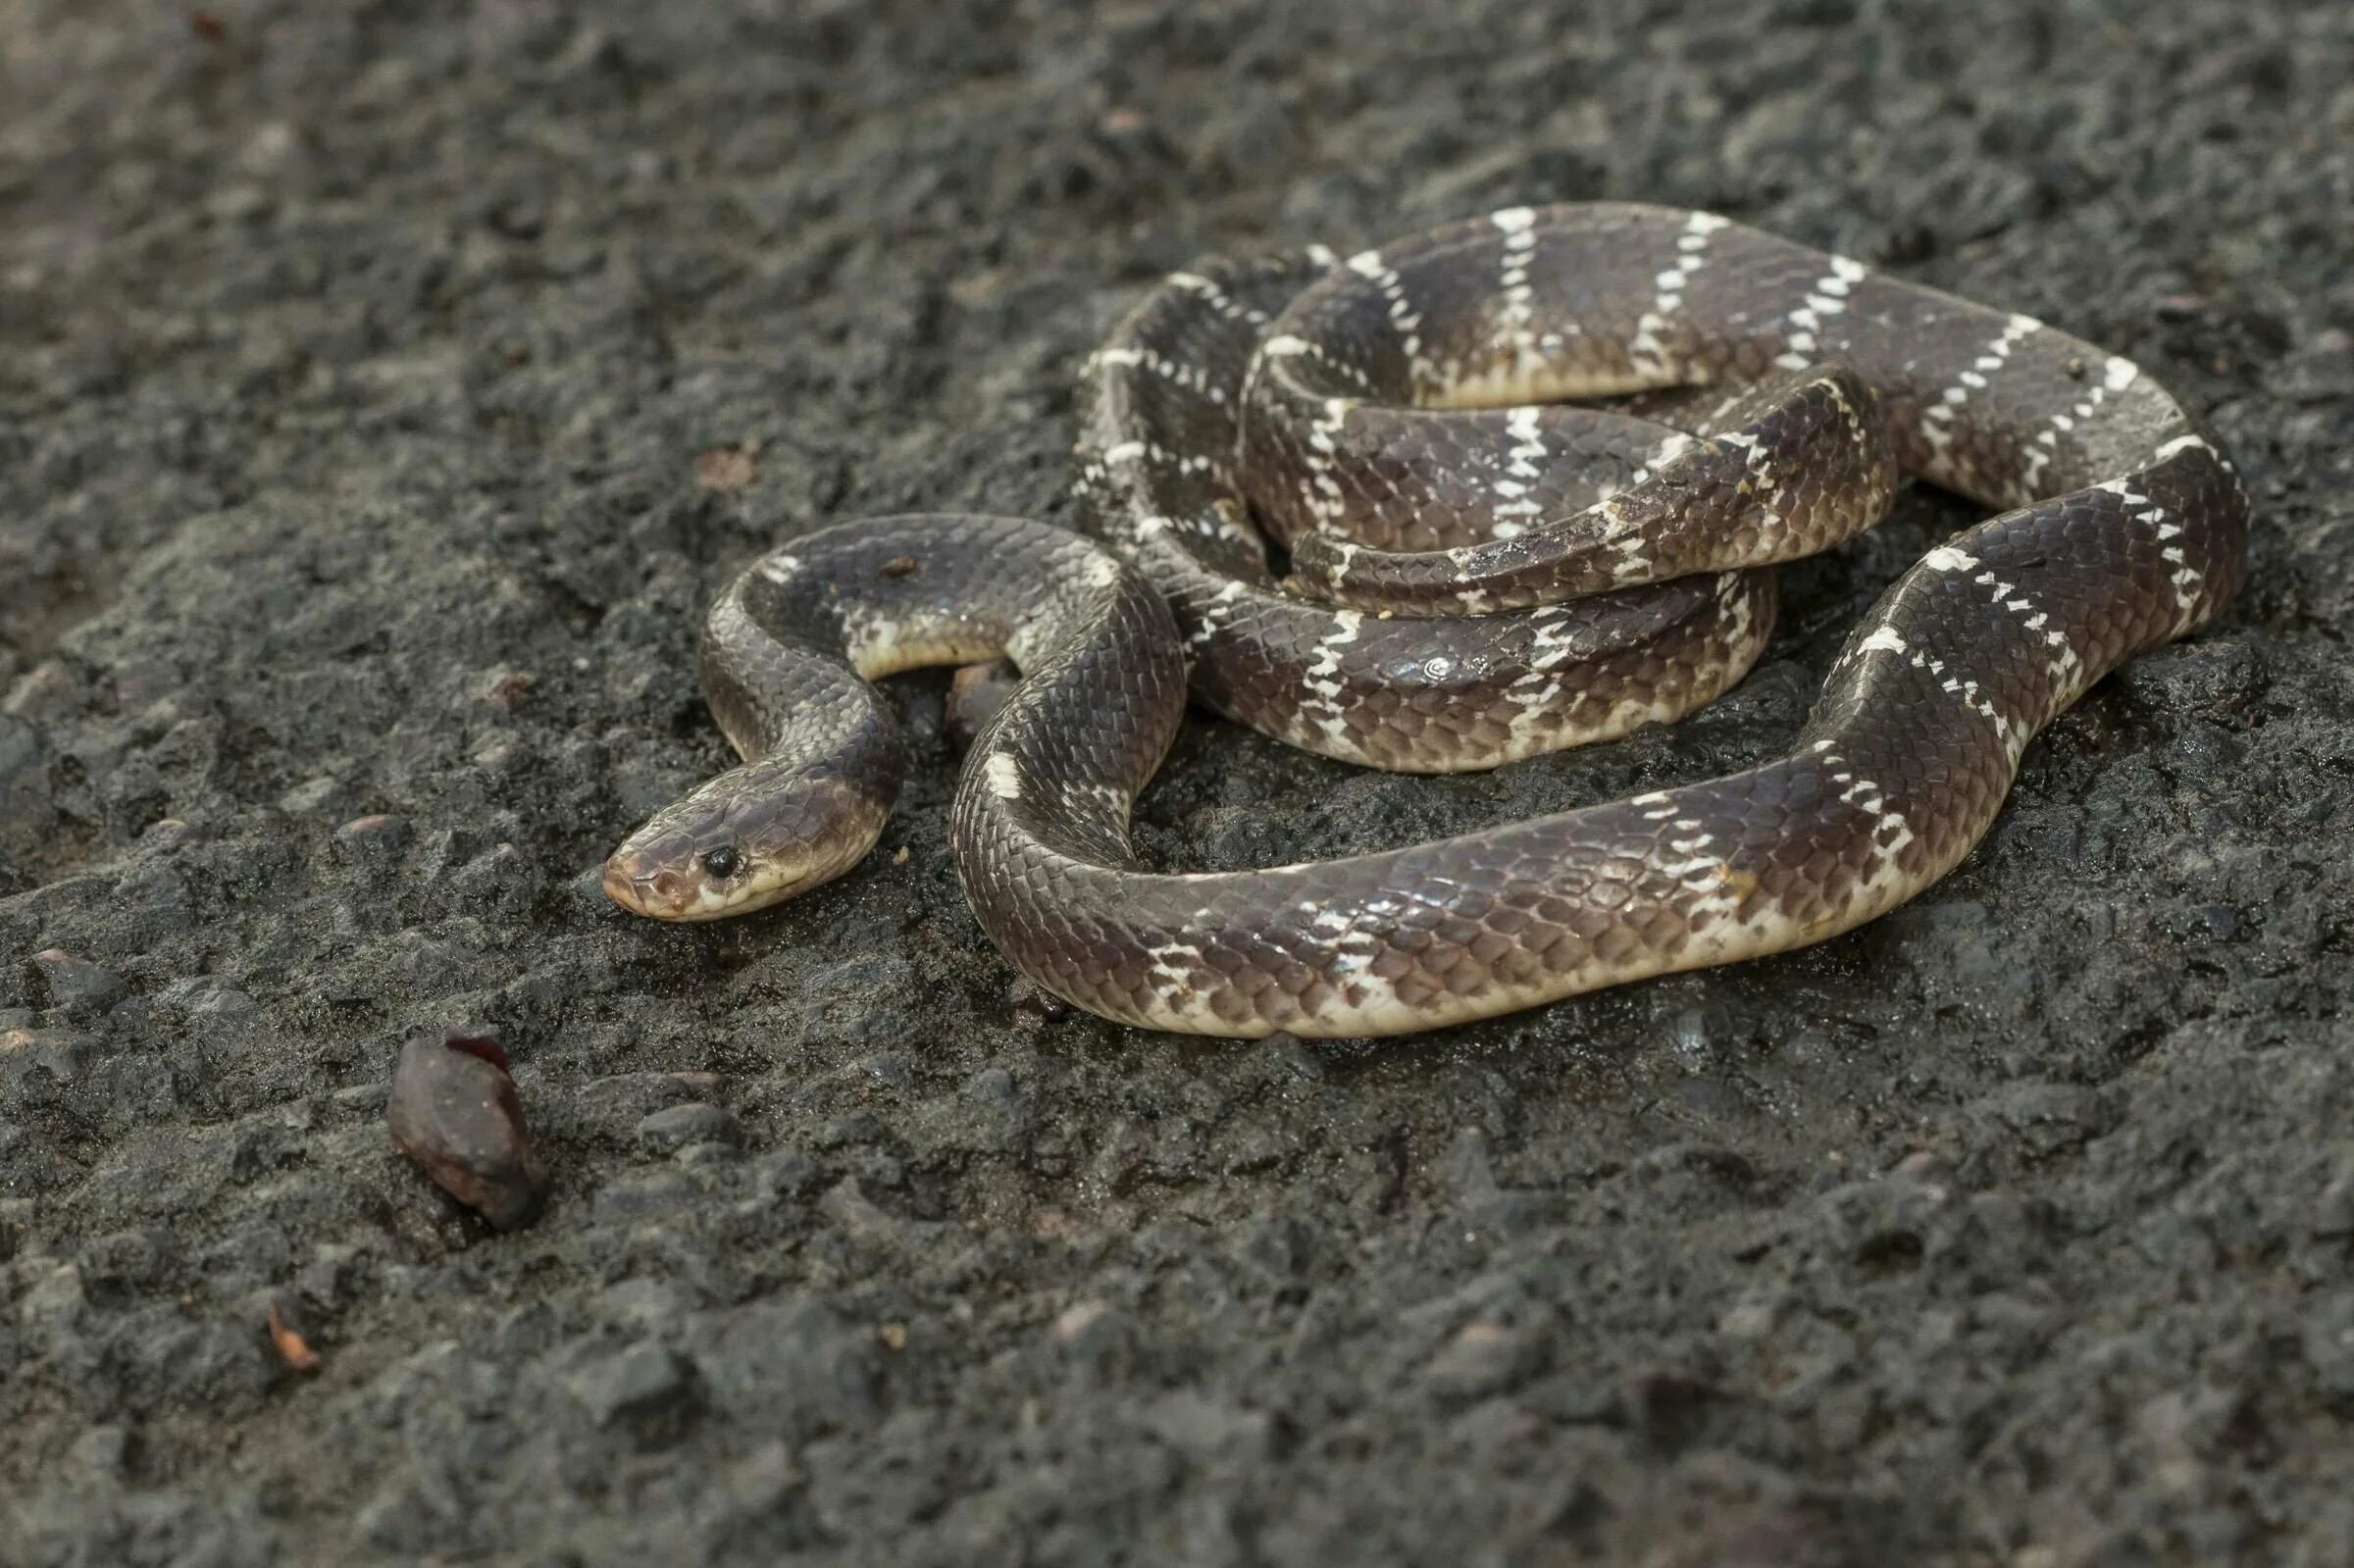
[601,851,688,920]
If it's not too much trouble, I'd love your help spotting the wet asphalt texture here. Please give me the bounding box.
[4,2,2353,1564]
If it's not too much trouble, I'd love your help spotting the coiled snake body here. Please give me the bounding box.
[604,204,2249,1039]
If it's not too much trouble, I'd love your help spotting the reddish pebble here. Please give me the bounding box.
[485,669,536,709]
[333,815,410,856]
[386,1031,550,1230]
[947,659,1024,748]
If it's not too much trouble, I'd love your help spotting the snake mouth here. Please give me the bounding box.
[601,853,814,921]
[601,857,678,920]
[601,854,729,921]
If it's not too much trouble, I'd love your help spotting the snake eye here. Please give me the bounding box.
[698,845,744,881]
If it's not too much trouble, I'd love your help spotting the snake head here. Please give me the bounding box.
[601,758,891,921]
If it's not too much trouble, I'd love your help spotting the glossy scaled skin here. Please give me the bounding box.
[612,204,2249,1038]
[1282,364,1899,617]
[1070,250,1790,774]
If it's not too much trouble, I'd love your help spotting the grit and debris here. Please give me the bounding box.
[4,2,2352,1564]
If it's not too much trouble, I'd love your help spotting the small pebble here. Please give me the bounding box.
[483,668,536,709]
[385,1031,550,1230]
[636,1102,740,1153]
[333,814,411,857]
[1423,1316,1546,1401]
[966,1067,1018,1105]
[1052,1299,1136,1380]
[1891,1149,1954,1184]
[1006,976,1070,1021]
[67,1426,133,1479]
[694,444,759,494]
[2199,902,2242,942]
[858,1051,909,1087]
[188,986,260,1032]
[30,950,124,1010]
[1054,1299,1112,1344]
[817,1178,899,1242]
[278,777,344,815]
[566,1340,694,1430]
[946,658,1023,747]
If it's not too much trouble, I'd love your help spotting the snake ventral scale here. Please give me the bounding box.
[603,203,2250,1040]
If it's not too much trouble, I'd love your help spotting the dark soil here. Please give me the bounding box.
[4,2,2351,1563]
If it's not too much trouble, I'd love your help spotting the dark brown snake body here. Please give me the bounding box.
[603,204,2250,1039]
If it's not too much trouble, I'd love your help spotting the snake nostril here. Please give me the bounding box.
[600,859,643,911]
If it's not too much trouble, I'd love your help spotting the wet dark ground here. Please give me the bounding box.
[4,1,2352,1562]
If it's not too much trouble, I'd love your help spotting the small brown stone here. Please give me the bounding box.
[693,443,758,494]
[947,659,1023,748]
[386,1031,549,1230]
[333,814,410,856]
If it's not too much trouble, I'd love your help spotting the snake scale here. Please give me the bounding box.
[603,203,2250,1039]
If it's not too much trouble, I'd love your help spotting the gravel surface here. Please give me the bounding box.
[4,2,2352,1563]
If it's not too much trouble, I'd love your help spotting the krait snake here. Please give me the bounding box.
[602,203,2250,1039]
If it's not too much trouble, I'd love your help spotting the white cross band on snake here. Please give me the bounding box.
[601,203,2250,1040]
